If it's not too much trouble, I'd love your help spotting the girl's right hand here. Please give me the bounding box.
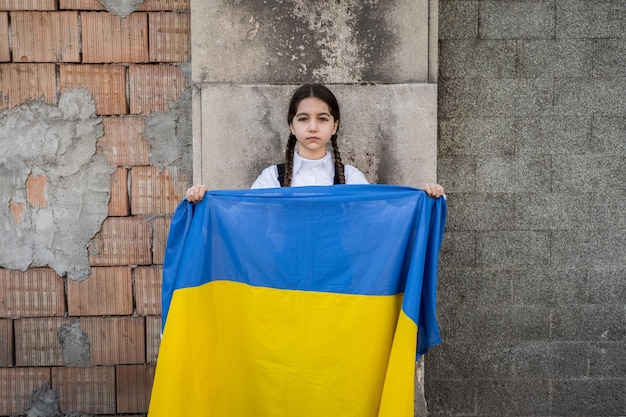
[186,184,208,203]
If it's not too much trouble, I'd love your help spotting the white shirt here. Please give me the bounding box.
[251,152,369,189]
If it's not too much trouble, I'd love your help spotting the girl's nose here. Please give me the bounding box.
[308,122,318,131]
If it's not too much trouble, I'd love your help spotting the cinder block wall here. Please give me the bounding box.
[428,1,625,416]
[0,1,190,416]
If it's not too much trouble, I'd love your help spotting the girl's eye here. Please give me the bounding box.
[319,118,328,122]
[297,117,307,122]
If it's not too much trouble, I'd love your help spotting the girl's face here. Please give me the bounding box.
[290,97,339,160]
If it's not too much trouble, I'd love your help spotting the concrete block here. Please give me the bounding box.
[437,156,476,193]
[51,366,116,415]
[587,268,626,304]
[60,64,128,115]
[116,364,156,414]
[151,216,170,265]
[594,39,626,77]
[592,114,626,154]
[146,315,161,363]
[445,193,515,230]
[438,231,476,267]
[135,266,162,315]
[552,229,626,269]
[108,167,130,216]
[0,13,8,61]
[551,305,625,342]
[82,12,149,63]
[554,77,626,116]
[67,266,133,316]
[432,342,480,380]
[551,380,625,416]
[59,0,104,10]
[473,342,514,378]
[438,268,513,308]
[510,341,552,378]
[0,63,56,110]
[423,379,475,416]
[88,217,152,266]
[129,64,187,114]
[439,117,515,156]
[15,317,70,366]
[512,268,588,306]
[556,0,625,39]
[438,78,480,118]
[11,11,79,62]
[0,268,65,318]
[514,193,590,230]
[476,155,552,192]
[552,155,625,192]
[99,116,151,166]
[0,368,51,416]
[149,12,191,63]
[477,231,551,267]
[0,0,56,10]
[439,0,478,40]
[0,319,12,366]
[475,380,514,415]
[196,84,437,189]
[516,115,592,155]
[130,166,187,215]
[480,78,553,116]
[139,0,190,11]
[589,342,626,378]
[192,0,432,83]
[479,0,555,39]
[435,303,477,342]
[511,306,552,340]
[440,40,516,79]
[549,341,589,378]
[473,306,513,343]
[81,317,146,365]
[517,39,594,78]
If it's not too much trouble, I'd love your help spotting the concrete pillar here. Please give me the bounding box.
[191,0,438,413]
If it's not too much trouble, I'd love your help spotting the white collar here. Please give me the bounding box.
[293,151,333,174]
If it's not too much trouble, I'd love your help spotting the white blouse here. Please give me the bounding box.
[251,152,369,189]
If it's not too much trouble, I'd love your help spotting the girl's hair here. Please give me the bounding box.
[283,84,346,186]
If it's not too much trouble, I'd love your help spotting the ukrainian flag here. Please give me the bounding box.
[149,185,446,417]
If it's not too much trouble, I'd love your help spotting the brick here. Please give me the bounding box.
[116,364,156,413]
[146,315,161,363]
[440,40,516,79]
[60,64,127,115]
[152,216,170,264]
[0,268,65,318]
[476,231,551,268]
[556,0,624,39]
[131,166,187,215]
[129,64,187,114]
[82,12,149,63]
[109,167,130,216]
[0,13,8,61]
[59,0,105,10]
[8,199,25,224]
[26,173,48,207]
[0,63,56,110]
[439,117,515,157]
[52,366,115,415]
[0,319,12,367]
[480,0,555,39]
[139,0,190,11]
[476,155,551,192]
[88,217,152,266]
[0,0,56,10]
[135,266,162,315]
[517,39,594,78]
[149,12,190,62]
[81,317,145,365]
[11,11,79,62]
[439,1,478,40]
[14,317,70,366]
[0,368,51,416]
[67,266,133,316]
[99,116,150,166]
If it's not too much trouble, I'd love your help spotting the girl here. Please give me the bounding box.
[186,83,444,202]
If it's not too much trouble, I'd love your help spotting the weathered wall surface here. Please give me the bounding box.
[0,1,191,415]
[428,1,625,416]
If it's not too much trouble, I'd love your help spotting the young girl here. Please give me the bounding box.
[186,83,444,202]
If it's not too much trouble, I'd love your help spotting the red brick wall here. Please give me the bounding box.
[0,1,190,415]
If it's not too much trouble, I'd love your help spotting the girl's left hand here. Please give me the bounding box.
[424,184,445,198]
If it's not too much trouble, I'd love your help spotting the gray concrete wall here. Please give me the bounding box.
[428,1,625,415]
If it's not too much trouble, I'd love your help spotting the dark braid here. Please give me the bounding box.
[330,134,346,184]
[283,133,297,187]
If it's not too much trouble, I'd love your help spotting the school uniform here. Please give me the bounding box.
[251,151,368,189]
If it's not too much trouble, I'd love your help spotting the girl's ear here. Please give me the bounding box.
[290,123,296,135]
[333,120,339,135]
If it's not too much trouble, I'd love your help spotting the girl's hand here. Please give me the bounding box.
[424,184,445,198]
[186,184,208,203]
